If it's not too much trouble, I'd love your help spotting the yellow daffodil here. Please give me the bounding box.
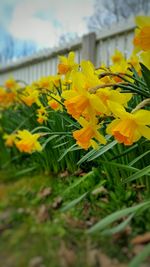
[134,16,150,52]
[48,94,63,111]
[15,130,42,153]
[21,86,40,107]
[37,115,48,124]
[111,49,125,64]
[106,101,150,145]
[128,52,141,74]
[58,52,78,78]
[110,61,133,83]
[80,60,101,88]
[4,77,19,91]
[0,87,16,108]
[73,117,106,149]
[62,72,106,119]
[37,76,53,90]
[36,106,48,124]
[96,88,132,115]
[3,133,16,147]
[37,75,61,92]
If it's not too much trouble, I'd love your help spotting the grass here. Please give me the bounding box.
[0,170,150,267]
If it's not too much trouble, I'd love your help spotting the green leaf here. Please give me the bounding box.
[87,201,150,234]
[77,135,112,165]
[42,135,58,149]
[140,63,150,90]
[77,148,96,165]
[101,214,134,235]
[14,166,37,177]
[61,192,88,212]
[129,150,150,166]
[111,144,138,160]
[99,160,139,172]
[59,112,80,129]
[31,126,52,133]
[53,141,69,149]
[128,243,150,267]
[123,165,150,183]
[58,143,77,161]
[87,140,118,161]
[62,171,94,195]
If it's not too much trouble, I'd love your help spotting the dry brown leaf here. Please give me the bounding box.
[131,232,150,245]
[86,247,127,267]
[92,186,108,195]
[79,172,87,177]
[52,196,63,209]
[101,197,109,203]
[59,170,69,178]
[132,244,145,255]
[38,187,52,199]
[65,215,87,229]
[37,205,50,223]
[58,241,76,267]
[73,168,84,176]
[86,248,99,266]
[29,256,45,267]
[97,251,128,267]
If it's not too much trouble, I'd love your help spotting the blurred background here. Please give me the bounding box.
[0,0,150,64]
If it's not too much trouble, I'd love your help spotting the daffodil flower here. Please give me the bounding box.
[96,88,132,115]
[58,52,78,78]
[3,133,16,147]
[62,72,106,119]
[21,86,40,107]
[15,130,42,153]
[73,117,106,150]
[107,101,150,145]
[134,16,150,52]
[111,49,125,65]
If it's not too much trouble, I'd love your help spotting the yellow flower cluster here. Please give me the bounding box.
[1,16,150,153]
[4,130,42,154]
[0,78,20,108]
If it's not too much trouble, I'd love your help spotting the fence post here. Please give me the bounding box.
[81,32,96,65]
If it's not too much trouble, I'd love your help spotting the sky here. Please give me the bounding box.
[0,0,95,48]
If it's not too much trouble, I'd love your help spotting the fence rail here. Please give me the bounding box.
[0,17,135,84]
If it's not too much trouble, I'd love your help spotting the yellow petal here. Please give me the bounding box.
[89,94,106,114]
[106,119,120,135]
[95,131,107,145]
[135,16,150,28]
[110,91,132,106]
[62,90,77,100]
[138,125,150,140]
[68,52,75,64]
[107,101,127,119]
[78,117,88,127]
[140,51,150,69]
[134,109,150,125]
[81,60,95,76]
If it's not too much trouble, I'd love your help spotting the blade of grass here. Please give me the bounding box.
[87,201,150,234]
[62,171,94,195]
[42,135,58,149]
[101,214,134,236]
[129,150,150,166]
[87,140,118,161]
[123,165,150,183]
[58,143,76,161]
[61,192,88,212]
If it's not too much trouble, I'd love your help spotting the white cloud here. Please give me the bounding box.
[8,0,94,48]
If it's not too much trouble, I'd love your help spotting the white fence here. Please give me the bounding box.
[0,17,135,84]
